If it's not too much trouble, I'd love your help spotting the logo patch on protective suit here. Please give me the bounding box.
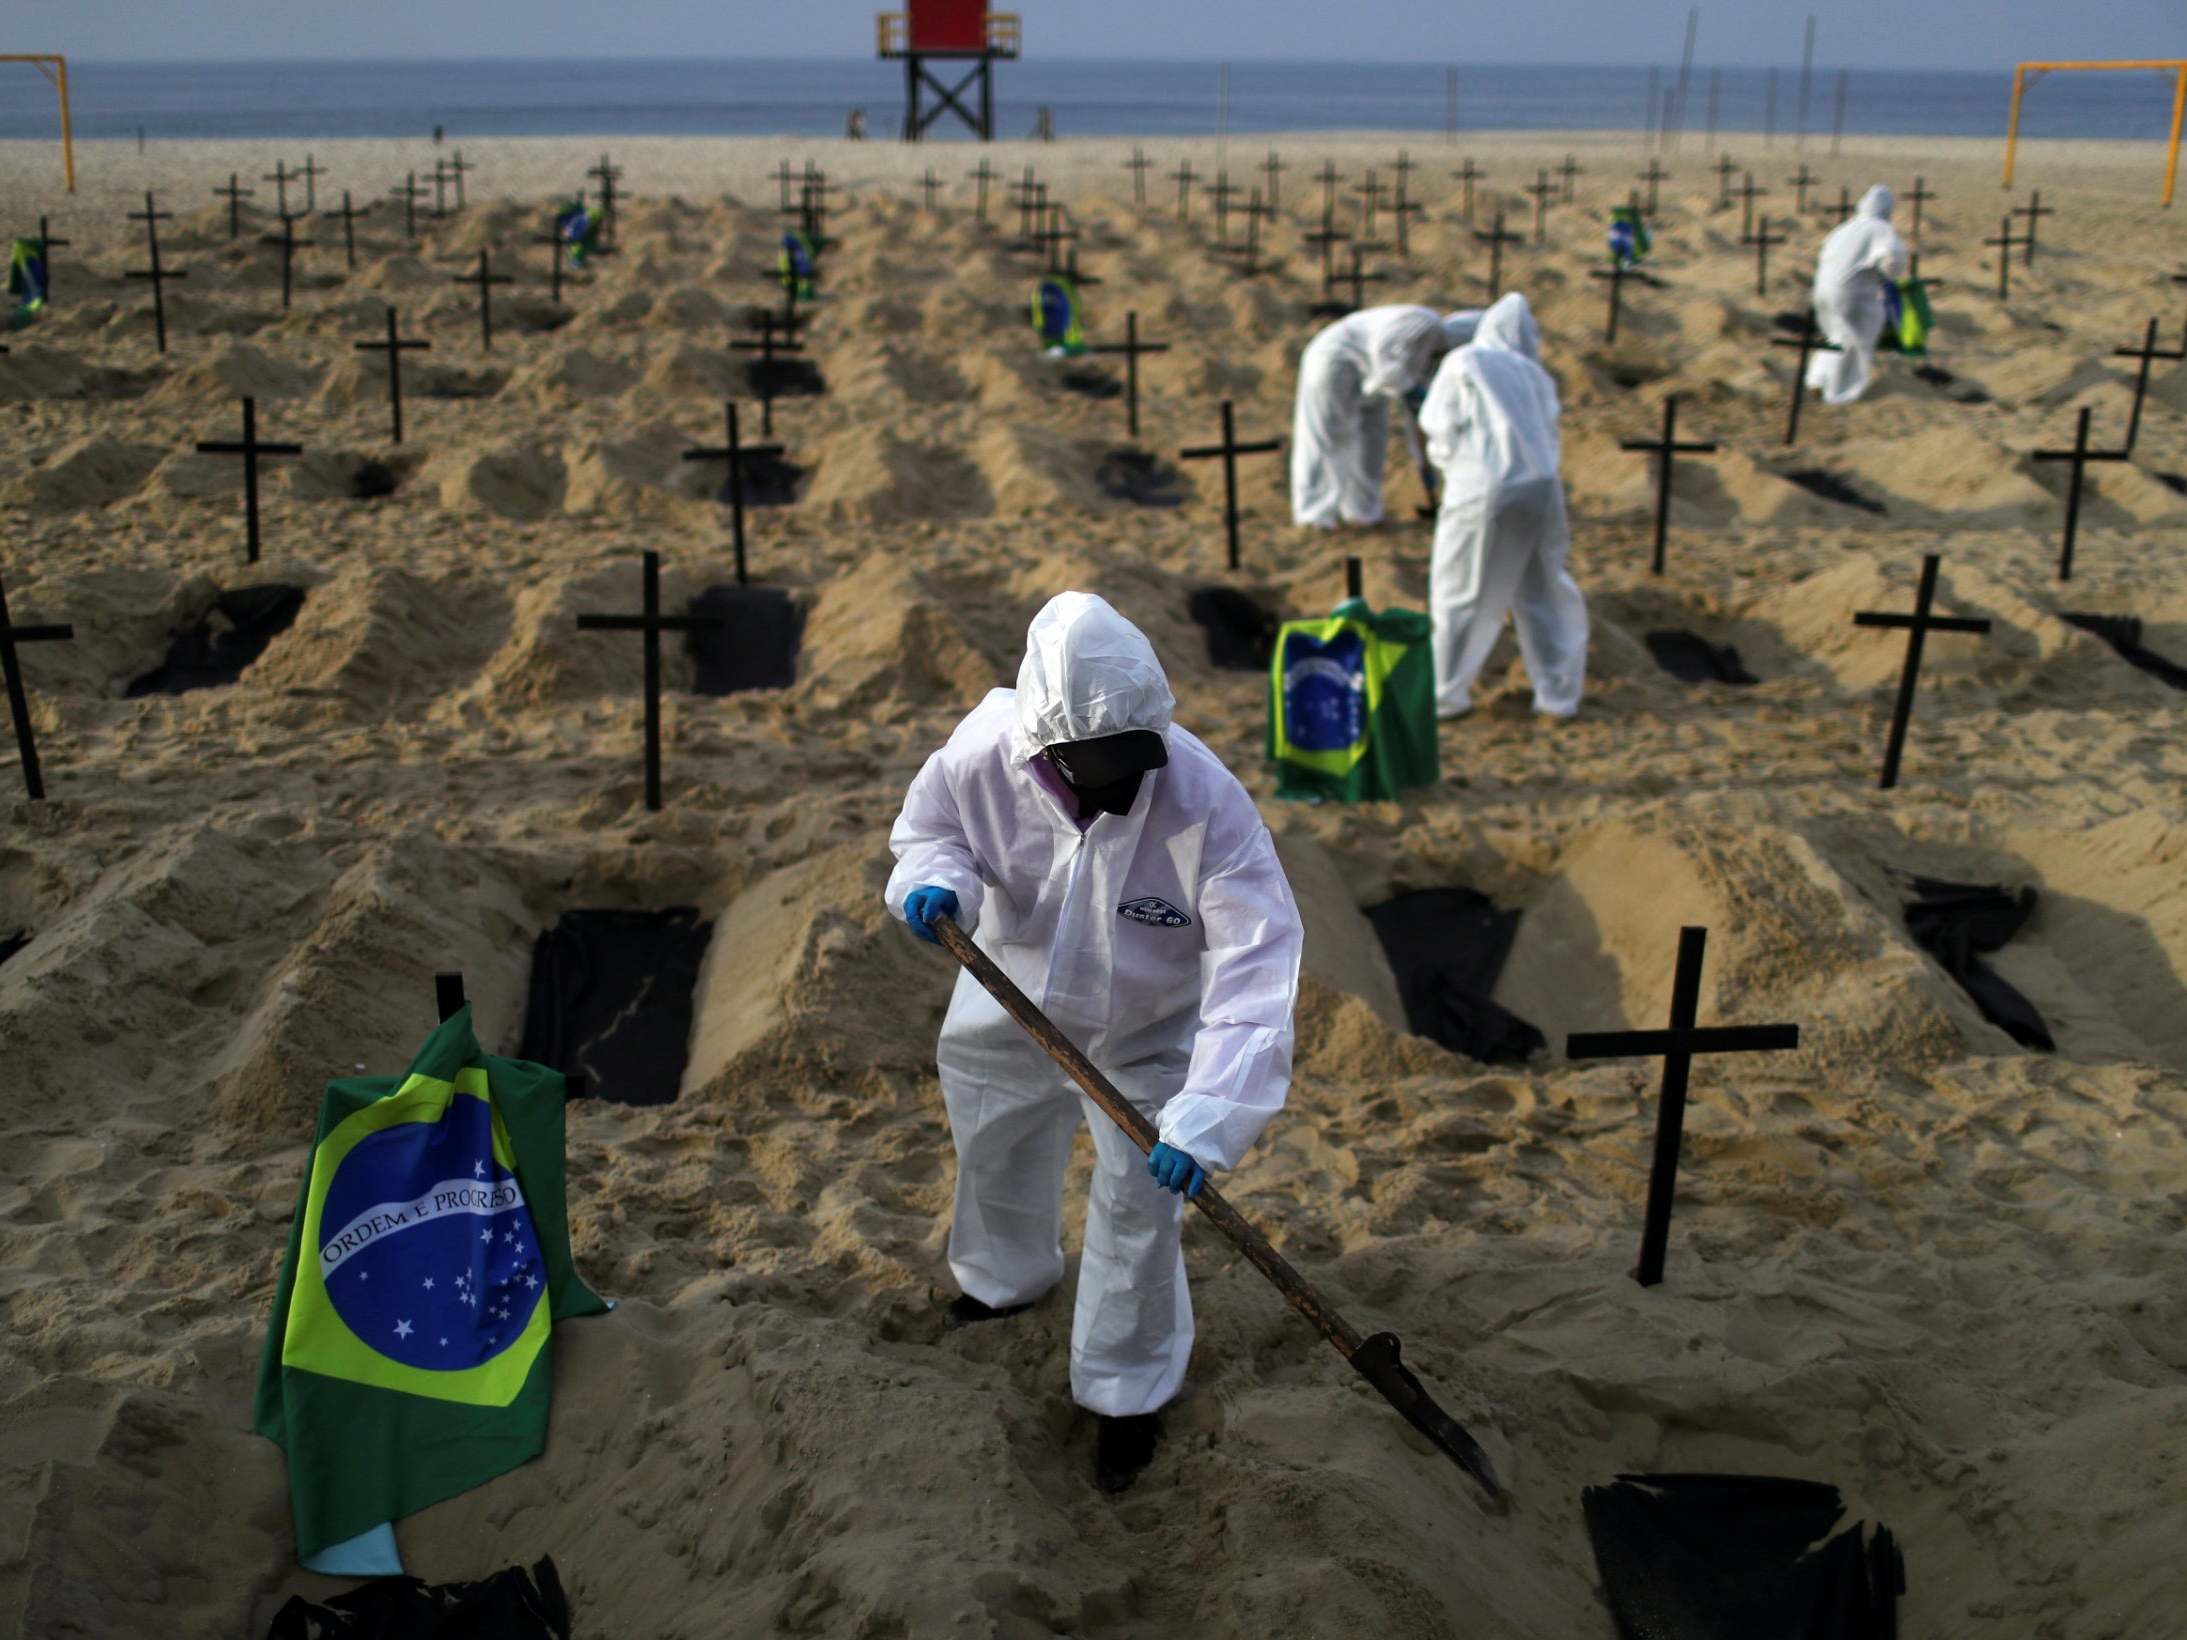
[1119,896,1192,928]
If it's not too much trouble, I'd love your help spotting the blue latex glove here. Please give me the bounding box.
[902,885,960,944]
[1148,1142,1207,1199]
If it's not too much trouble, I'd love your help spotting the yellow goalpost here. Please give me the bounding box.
[2,54,76,193]
[2003,60,2186,207]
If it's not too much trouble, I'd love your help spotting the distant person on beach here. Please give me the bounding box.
[1805,184,1910,406]
[886,591,1303,1494]
[1418,291,1588,720]
[432,124,444,145]
[1291,305,1481,529]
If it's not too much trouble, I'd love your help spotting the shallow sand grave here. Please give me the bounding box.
[2,131,2186,1636]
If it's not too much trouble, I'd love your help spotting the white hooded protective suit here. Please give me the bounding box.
[1419,292,1588,718]
[1291,306,1482,527]
[1805,185,1910,406]
[885,592,1303,1416]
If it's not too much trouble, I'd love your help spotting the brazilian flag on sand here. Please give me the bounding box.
[254,1007,605,1568]
[1269,597,1439,803]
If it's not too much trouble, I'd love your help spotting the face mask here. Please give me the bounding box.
[1064,769,1146,819]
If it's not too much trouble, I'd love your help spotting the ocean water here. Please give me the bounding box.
[0,58,2174,145]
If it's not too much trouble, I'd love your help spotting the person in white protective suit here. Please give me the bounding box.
[1804,184,1910,406]
[1291,305,1482,527]
[1418,291,1589,719]
[885,592,1304,1493]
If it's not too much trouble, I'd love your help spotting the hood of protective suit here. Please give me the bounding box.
[1858,184,1894,220]
[1013,591,1176,760]
[1440,309,1485,349]
[1474,292,1542,360]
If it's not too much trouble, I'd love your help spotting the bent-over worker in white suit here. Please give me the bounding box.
[885,591,1304,1493]
[1418,291,1589,719]
[1805,184,1911,406]
[1291,304,1481,527]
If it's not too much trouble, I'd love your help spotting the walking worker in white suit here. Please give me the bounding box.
[884,591,1304,1494]
[1291,304,1482,527]
[1418,291,1589,719]
[1805,184,1911,406]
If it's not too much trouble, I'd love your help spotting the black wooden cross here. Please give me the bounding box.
[770,160,799,213]
[1303,211,1352,297]
[1008,169,1044,243]
[682,402,783,586]
[0,567,74,803]
[1783,161,1817,212]
[1391,148,1417,202]
[321,189,368,270]
[1826,183,1854,225]
[2031,406,2130,582]
[1337,242,1392,313]
[1353,169,1388,239]
[1735,175,1778,247]
[732,313,803,436]
[1262,149,1287,212]
[1207,169,1243,241]
[1170,160,1198,223]
[1983,215,2027,300]
[534,223,571,305]
[1524,168,1557,244]
[1619,394,1717,574]
[1033,203,1077,273]
[1771,309,1841,444]
[967,157,999,223]
[194,396,303,565]
[1063,243,1102,289]
[1566,927,1801,1287]
[575,551,722,812]
[1636,157,1669,216]
[298,152,325,213]
[36,217,69,303]
[920,167,941,211]
[1475,209,1523,297]
[1179,400,1283,572]
[1122,147,1149,208]
[390,172,423,239]
[128,190,172,257]
[1231,189,1276,278]
[1085,311,1170,440]
[259,213,312,311]
[1387,176,1424,258]
[447,149,472,211]
[1314,159,1345,224]
[1559,153,1584,202]
[214,173,254,240]
[125,235,187,355]
[430,158,456,219]
[588,153,622,243]
[2010,189,2053,268]
[1450,157,1484,224]
[1712,152,1737,209]
[1851,554,1991,788]
[1905,176,1935,246]
[1743,214,1787,297]
[355,306,430,444]
[262,159,295,218]
[2112,318,2185,456]
[1590,258,1662,343]
[452,249,514,350]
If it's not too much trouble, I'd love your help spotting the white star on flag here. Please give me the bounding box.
[473,1160,484,1177]
[423,1277,434,1290]
[394,1319,413,1339]
[482,1227,494,1243]
[525,1274,539,1290]
[439,1337,448,1347]
[505,1229,517,1244]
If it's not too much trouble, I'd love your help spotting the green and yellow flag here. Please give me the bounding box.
[254,1007,605,1566]
[1268,596,1439,802]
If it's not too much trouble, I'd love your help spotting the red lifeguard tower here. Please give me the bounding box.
[877,2,1021,142]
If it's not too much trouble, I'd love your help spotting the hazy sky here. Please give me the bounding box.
[10,0,2180,71]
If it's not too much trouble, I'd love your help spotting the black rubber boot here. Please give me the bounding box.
[944,1293,1034,1330]
[1095,1413,1161,1493]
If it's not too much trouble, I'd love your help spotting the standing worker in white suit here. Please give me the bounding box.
[885,591,1304,1494]
[1418,291,1589,719]
[1804,184,1911,406]
[1291,304,1482,527]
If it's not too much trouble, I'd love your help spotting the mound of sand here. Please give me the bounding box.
[794,556,1008,717]
[1744,554,2043,693]
[0,344,149,404]
[240,564,509,714]
[424,440,569,520]
[504,345,641,402]
[562,423,708,517]
[146,341,323,407]
[1845,425,2052,520]
[804,430,994,523]
[4,436,165,513]
[634,343,740,400]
